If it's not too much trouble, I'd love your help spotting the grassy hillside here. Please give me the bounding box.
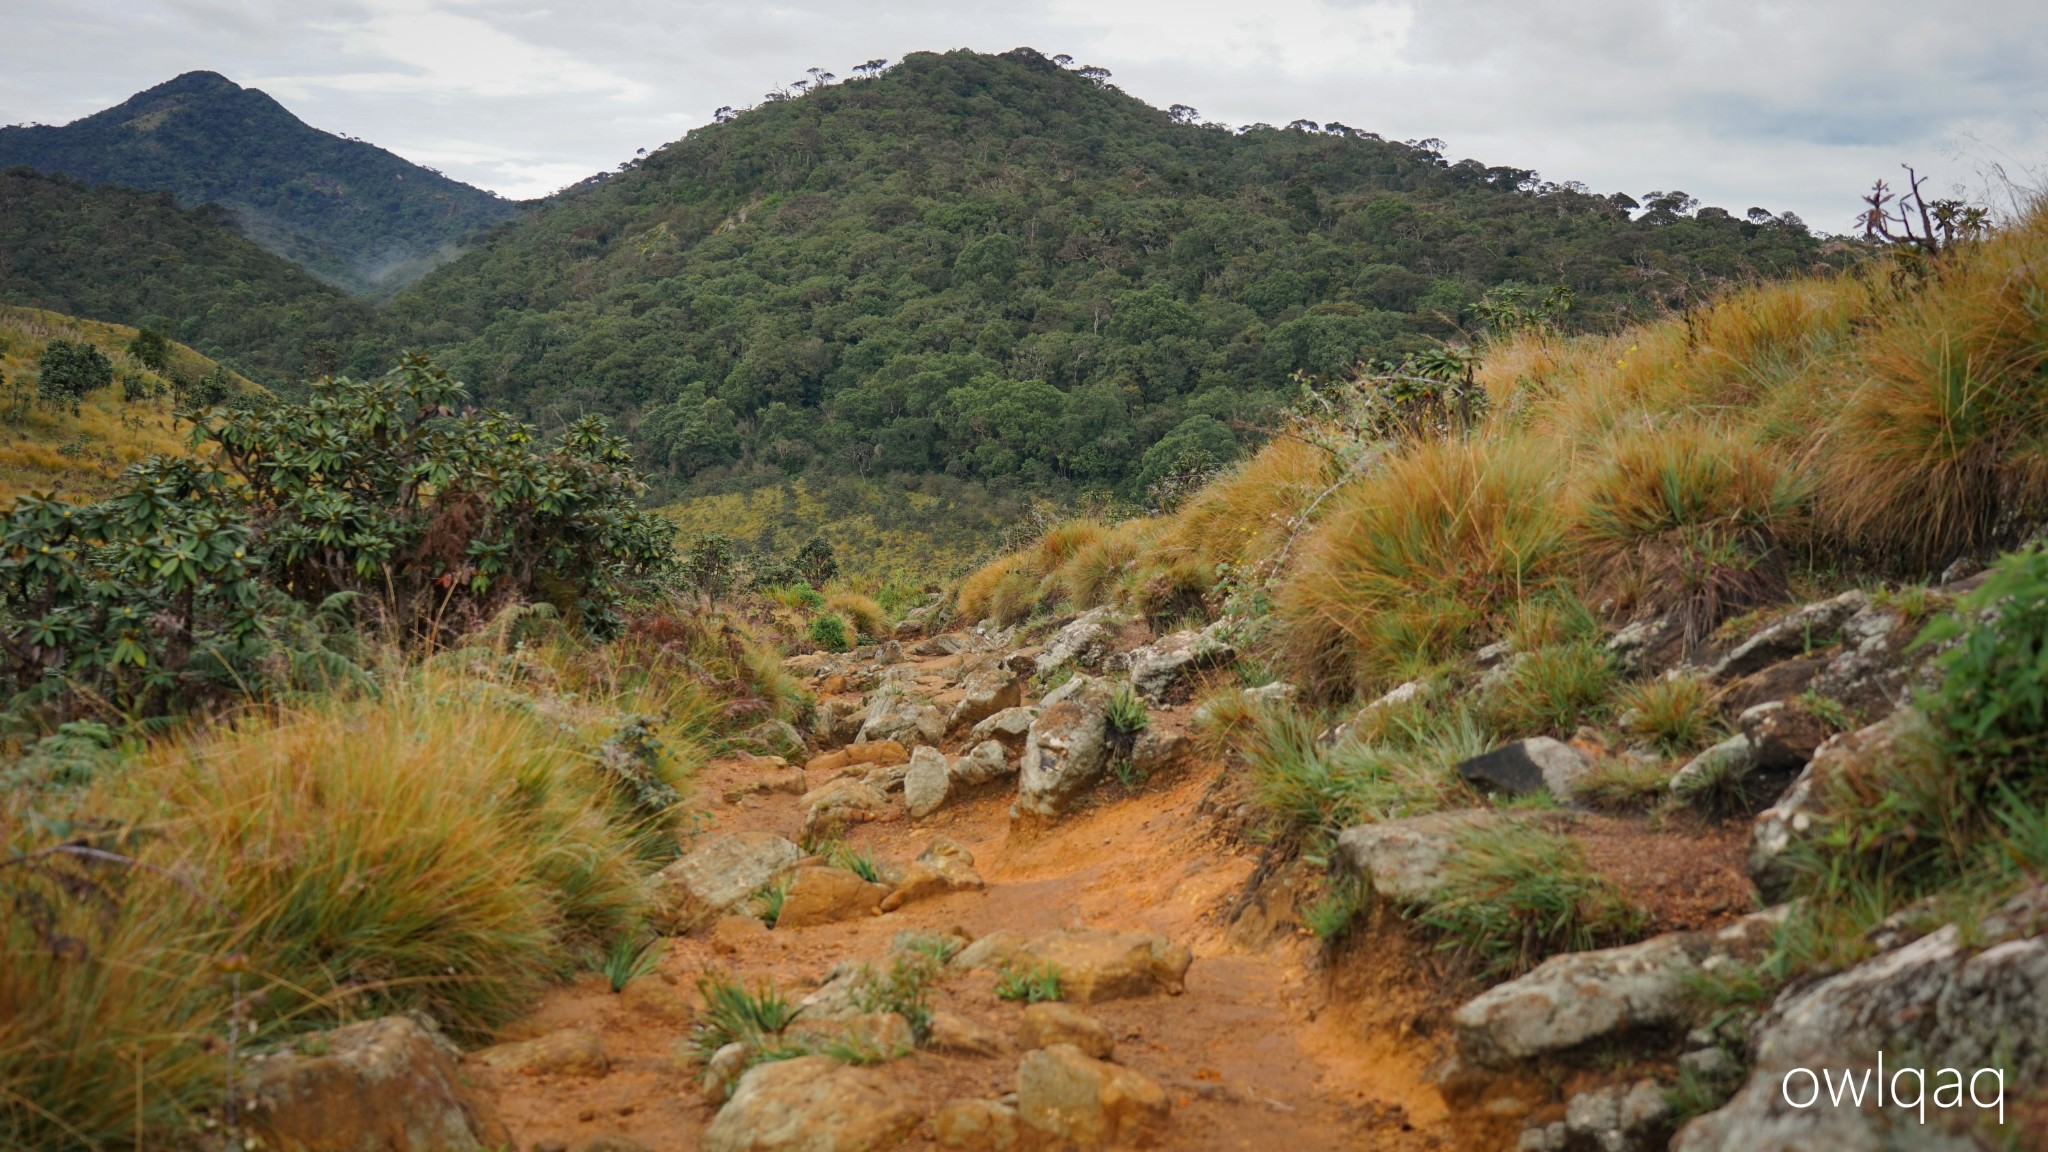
[0,72,521,294]
[0,306,255,501]
[0,168,377,385]
[389,48,1843,505]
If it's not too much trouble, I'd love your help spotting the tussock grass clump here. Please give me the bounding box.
[1576,422,1804,647]
[1616,674,1723,756]
[0,676,667,1148]
[1280,438,1567,697]
[1234,704,1475,845]
[1574,757,1675,813]
[1481,639,1617,738]
[1816,214,2048,570]
[1162,438,1334,571]
[1049,519,1150,610]
[1414,818,1648,982]
[823,590,886,642]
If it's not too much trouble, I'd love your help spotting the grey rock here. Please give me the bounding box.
[903,746,952,818]
[1334,811,1494,904]
[1673,886,2048,1152]
[744,719,807,759]
[810,699,865,750]
[913,633,974,657]
[1454,908,1785,1067]
[948,668,1023,736]
[1564,1080,1672,1152]
[1748,711,1917,903]
[1243,680,1296,705]
[1130,727,1191,777]
[1700,591,1869,680]
[1456,737,1593,800]
[1668,734,1761,803]
[1017,676,1117,819]
[857,688,945,748]
[1033,608,1127,678]
[1735,699,1835,770]
[949,740,1014,787]
[1126,621,1236,703]
[650,832,802,931]
[968,706,1038,749]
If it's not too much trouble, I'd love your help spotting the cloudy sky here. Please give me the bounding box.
[3,0,2042,231]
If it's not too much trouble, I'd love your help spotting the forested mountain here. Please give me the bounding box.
[0,71,520,293]
[389,47,1841,502]
[0,168,373,384]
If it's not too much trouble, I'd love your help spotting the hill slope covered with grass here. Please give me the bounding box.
[0,71,521,294]
[387,48,1842,506]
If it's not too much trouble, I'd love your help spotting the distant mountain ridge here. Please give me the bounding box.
[0,71,520,294]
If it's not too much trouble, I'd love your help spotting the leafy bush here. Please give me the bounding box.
[125,326,170,373]
[808,612,852,653]
[793,537,840,587]
[35,339,112,409]
[1920,547,2048,812]
[824,591,886,641]
[1413,819,1647,982]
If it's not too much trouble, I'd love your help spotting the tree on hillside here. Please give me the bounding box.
[36,339,113,411]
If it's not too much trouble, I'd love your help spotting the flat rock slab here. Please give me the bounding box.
[650,831,802,931]
[1011,927,1192,1004]
[469,1029,609,1077]
[1017,1043,1170,1150]
[1453,908,1784,1067]
[1334,810,1495,904]
[776,865,889,929]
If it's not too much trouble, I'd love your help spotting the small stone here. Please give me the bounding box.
[650,832,802,932]
[1008,927,1191,1004]
[798,779,893,841]
[949,668,1024,735]
[933,1098,1021,1151]
[701,1041,752,1103]
[703,1055,921,1152]
[242,1017,512,1152]
[469,1029,609,1077]
[1016,1043,1170,1149]
[968,707,1038,750]
[879,837,985,912]
[949,740,1014,787]
[927,1011,1007,1057]
[774,865,890,929]
[1016,1002,1114,1060]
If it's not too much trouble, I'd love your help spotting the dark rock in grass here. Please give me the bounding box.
[1455,737,1592,800]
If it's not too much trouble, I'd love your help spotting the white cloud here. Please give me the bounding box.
[0,0,2042,219]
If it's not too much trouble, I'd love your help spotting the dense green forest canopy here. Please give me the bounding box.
[389,47,1841,503]
[0,71,520,293]
[0,168,374,384]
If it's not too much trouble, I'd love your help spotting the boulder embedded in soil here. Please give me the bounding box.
[1747,710,1916,903]
[240,1016,512,1152]
[951,930,1031,974]
[809,699,865,750]
[1518,1080,1671,1152]
[1016,1043,1171,1149]
[1010,927,1192,1004]
[1672,885,2048,1152]
[1697,590,1870,680]
[775,865,890,929]
[1455,737,1592,800]
[949,668,1024,735]
[928,1011,1008,1057]
[799,779,893,841]
[949,739,1014,787]
[1334,811,1495,904]
[785,1011,916,1058]
[968,707,1037,751]
[1033,607,1129,677]
[904,745,953,818]
[650,831,802,931]
[1735,699,1834,769]
[1017,1002,1115,1060]
[1452,908,1784,1068]
[703,1055,921,1152]
[858,689,946,748]
[1129,727,1191,777]
[469,1028,608,1076]
[879,837,985,912]
[1126,621,1236,703]
[933,1098,1023,1151]
[1016,676,1117,819]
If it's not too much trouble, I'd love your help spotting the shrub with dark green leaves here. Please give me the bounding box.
[1920,548,2048,811]
[35,339,113,408]
[209,354,674,640]
[808,612,852,653]
[126,327,171,373]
